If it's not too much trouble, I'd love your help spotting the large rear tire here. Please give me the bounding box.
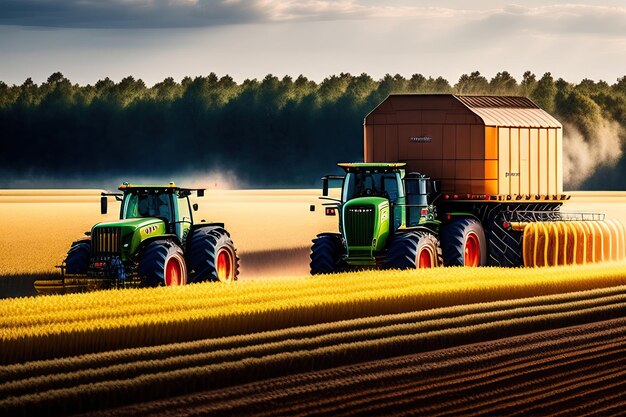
[441,218,487,267]
[487,223,523,267]
[385,231,442,269]
[64,241,91,274]
[188,227,239,283]
[139,240,187,287]
[310,234,344,275]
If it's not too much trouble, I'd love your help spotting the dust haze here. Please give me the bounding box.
[2,169,246,190]
[563,118,625,189]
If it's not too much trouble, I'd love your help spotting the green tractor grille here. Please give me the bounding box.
[91,227,122,259]
[345,206,375,247]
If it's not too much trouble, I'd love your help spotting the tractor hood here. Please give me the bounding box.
[92,218,166,260]
[93,217,165,235]
[342,196,390,262]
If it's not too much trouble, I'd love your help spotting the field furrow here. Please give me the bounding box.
[278,342,626,417]
[2,288,626,416]
[76,316,626,417]
[3,289,626,398]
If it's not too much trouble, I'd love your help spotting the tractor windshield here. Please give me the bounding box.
[122,192,173,222]
[342,172,402,203]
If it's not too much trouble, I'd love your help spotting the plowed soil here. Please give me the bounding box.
[90,316,626,417]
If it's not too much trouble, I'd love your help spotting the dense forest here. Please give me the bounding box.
[0,71,624,189]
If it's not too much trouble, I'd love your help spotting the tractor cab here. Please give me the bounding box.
[100,182,205,249]
[322,163,440,229]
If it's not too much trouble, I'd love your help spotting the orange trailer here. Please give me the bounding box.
[354,94,624,267]
[364,94,563,199]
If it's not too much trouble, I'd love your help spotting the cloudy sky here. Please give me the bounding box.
[0,0,624,86]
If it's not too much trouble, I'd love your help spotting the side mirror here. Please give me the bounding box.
[197,190,205,197]
[322,178,329,197]
[100,196,108,214]
[192,203,199,211]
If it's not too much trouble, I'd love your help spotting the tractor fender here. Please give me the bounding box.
[398,225,439,236]
[192,222,225,231]
[314,232,344,243]
[71,237,91,245]
[316,232,342,238]
[136,234,182,255]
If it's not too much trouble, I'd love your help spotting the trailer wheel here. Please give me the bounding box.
[188,227,239,283]
[64,241,91,274]
[386,231,441,269]
[310,234,344,275]
[441,218,487,267]
[139,240,187,286]
[487,223,523,267]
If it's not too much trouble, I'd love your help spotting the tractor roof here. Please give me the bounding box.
[118,182,205,195]
[338,162,406,173]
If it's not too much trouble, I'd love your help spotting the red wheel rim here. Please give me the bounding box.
[418,248,433,268]
[464,232,480,267]
[217,248,233,282]
[165,257,183,286]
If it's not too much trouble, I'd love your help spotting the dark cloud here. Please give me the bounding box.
[0,1,624,37]
[0,0,268,28]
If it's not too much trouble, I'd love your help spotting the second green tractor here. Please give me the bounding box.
[310,162,488,274]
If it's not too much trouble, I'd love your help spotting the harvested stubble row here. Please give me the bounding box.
[2,262,626,364]
[2,286,626,416]
[81,316,626,417]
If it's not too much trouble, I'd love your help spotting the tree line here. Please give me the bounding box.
[0,71,624,188]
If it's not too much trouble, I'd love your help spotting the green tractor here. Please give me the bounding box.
[35,182,238,294]
[310,162,487,273]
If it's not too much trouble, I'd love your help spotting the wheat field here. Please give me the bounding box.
[0,189,336,277]
[0,188,624,278]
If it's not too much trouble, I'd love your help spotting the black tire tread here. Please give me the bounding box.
[64,241,91,274]
[310,234,344,275]
[487,223,523,267]
[188,227,239,282]
[139,240,184,286]
[385,231,441,269]
[441,218,487,267]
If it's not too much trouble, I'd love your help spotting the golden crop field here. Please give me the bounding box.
[0,188,624,278]
[2,261,626,364]
[0,189,336,277]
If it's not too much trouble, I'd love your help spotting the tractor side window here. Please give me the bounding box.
[122,194,143,219]
[137,195,153,217]
[381,175,399,202]
[157,193,172,222]
[178,196,191,223]
[343,173,355,202]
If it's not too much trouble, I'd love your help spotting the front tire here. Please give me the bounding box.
[64,241,91,274]
[441,218,487,267]
[188,227,239,283]
[139,240,187,286]
[310,234,344,275]
[385,231,441,269]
